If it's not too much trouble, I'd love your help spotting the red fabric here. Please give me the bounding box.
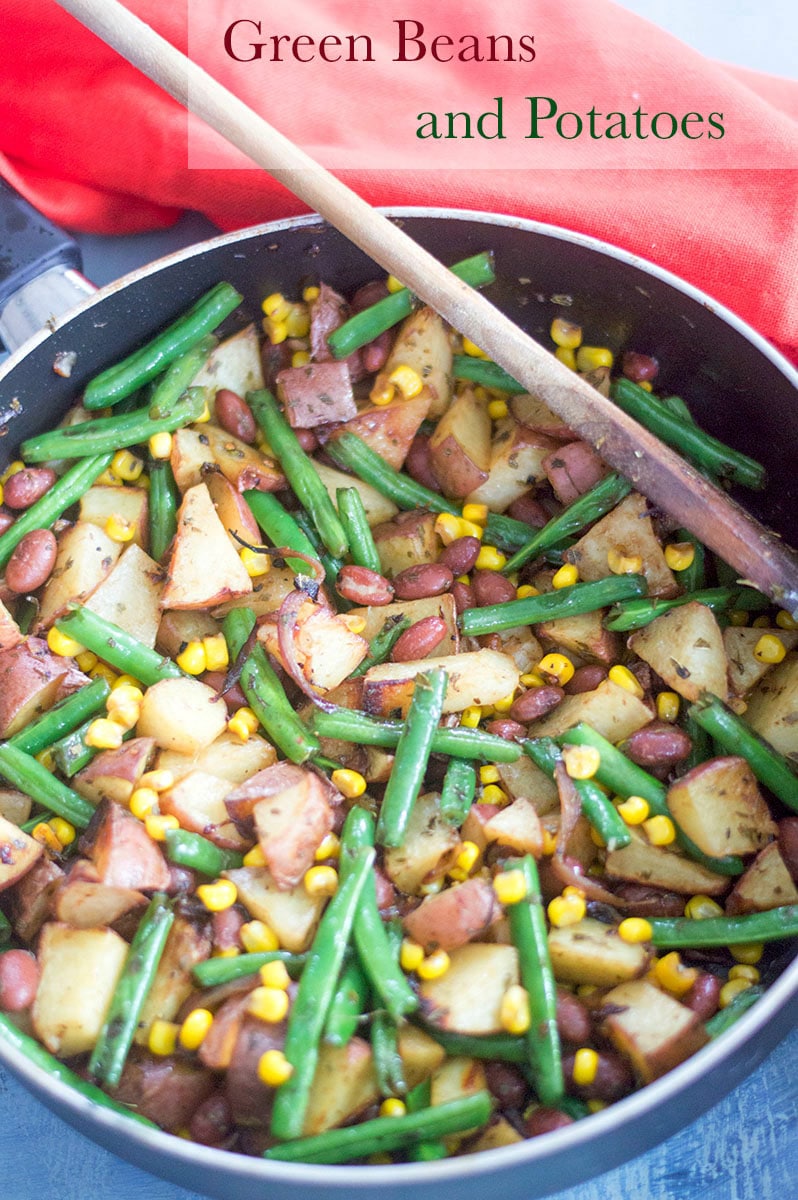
[2,1,797,354]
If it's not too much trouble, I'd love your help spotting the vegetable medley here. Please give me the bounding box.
[0,256,797,1165]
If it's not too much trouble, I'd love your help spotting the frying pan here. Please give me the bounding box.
[0,192,796,1200]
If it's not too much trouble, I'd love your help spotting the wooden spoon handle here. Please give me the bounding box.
[55,0,798,614]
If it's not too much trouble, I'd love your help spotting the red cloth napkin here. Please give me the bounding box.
[2,0,797,356]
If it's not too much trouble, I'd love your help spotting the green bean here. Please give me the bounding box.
[604,586,769,632]
[336,487,381,573]
[341,806,419,1021]
[327,253,496,360]
[371,1011,407,1097]
[405,1078,448,1161]
[460,575,647,637]
[486,511,544,552]
[452,354,522,393]
[0,743,95,829]
[419,1024,527,1062]
[324,957,369,1046]
[193,950,307,988]
[270,844,375,1141]
[164,829,244,876]
[0,910,11,944]
[89,893,174,1088]
[9,678,110,756]
[14,597,38,637]
[243,489,318,573]
[440,757,477,825]
[49,719,122,779]
[375,668,448,848]
[558,724,744,876]
[523,738,630,850]
[309,706,522,762]
[292,509,344,584]
[248,389,348,558]
[0,1013,157,1126]
[671,529,706,592]
[650,906,798,948]
[688,693,798,812]
[265,1092,492,1163]
[504,855,563,1106]
[148,336,217,414]
[0,454,113,570]
[502,474,633,575]
[611,377,766,490]
[148,458,179,563]
[55,606,182,687]
[21,386,207,462]
[659,394,696,425]
[350,616,412,678]
[222,608,321,764]
[83,283,242,410]
[706,986,765,1037]
[682,712,713,774]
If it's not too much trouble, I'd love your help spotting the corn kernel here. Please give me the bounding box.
[455,841,481,874]
[643,815,676,846]
[617,917,653,944]
[31,822,62,853]
[479,765,501,785]
[572,1047,599,1087]
[107,683,145,710]
[552,563,579,589]
[145,813,179,842]
[129,787,159,820]
[616,795,650,826]
[369,375,396,406]
[291,350,311,368]
[461,336,487,357]
[561,744,601,780]
[493,870,527,906]
[730,942,764,965]
[258,1048,295,1087]
[653,951,698,996]
[433,513,464,545]
[343,614,368,635]
[639,382,653,392]
[379,1098,407,1118]
[729,963,760,983]
[85,718,125,750]
[111,449,144,482]
[550,318,583,349]
[548,893,586,927]
[240,920,279,954]
[265,319,288,345]
[302,285,320,303]
[284,303,310,338]
[520,670,545,688]
[752,615,771,629]
[314,832,341,861]
[108,700,140,732]
[541,828,558,856]
[460,706,483,728]
[727,609,748,627]
[664,542,696,572]
[212,947,240,960]
[400,939,425,972]
[587,1099,607,1113]
[462,502,489,526]
[607,547,643,575]
[75,650,99,672]
[148,1020,179,1057]
[149,431,173,460]
[492,693,516,714]
[35,748,55,773]
[385,274,404,294]
[685,894,724,920]
[479,783,508,806]
[140,769,174,793]
[487,399,509,420]
[175,640,207,675]
[608,664,644,698]
[388,364,424,400]
[243,844,267,867]
[417,949,450,980]
[248,985,290,1023]
[589,826,606,848]
[89,663,119,686]
[538,652,575,686]
[776,610,798,630]
[0,461,24,484]
[96,468,123,487]
[728,697,748,715]
[260,960,291,990]
[196,879,238,912]
[474,545,507,571]
[105,514,135,543]
[47,627,85,658]
[228,707,260,742]
[239,547,271,578]
[754,634,786,664]
[179,1008,214,1051]
[719,977,753,1009]
[331,768,367,799]
[516,585,540,600]
[576,346,614,372]
[48,817,76,847]
[656,691,680,723]
[555,346,577,370]
[262,292,289,319]
[202,634,230,672]
[500,984,531,1035]
[304,865,338,897]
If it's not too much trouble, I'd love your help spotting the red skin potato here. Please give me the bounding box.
[402,877,499,952]
[543,442,608,506]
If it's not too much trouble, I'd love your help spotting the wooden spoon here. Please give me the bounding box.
[55,0,798,614]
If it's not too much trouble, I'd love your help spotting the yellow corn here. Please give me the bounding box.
[48,817,76,847]
[291,350,311,368]
[500,985,531,1035]
[284,303,310,338]
[479,783,508,806]
[47,627,85,658]
[400,939,425,973]
[314,832,341,861]
[754,634,786,664]
[243,844,267,867]
[105,514,135,543]
[664,542,696,572]
[107,683,144,710]
[433,513,463,545]
[492,694,516,714]
[555,346,577,370]
[607,548,643,575]
[149,431,173,460]
[179,1008,214,1051]
[548,892,587,927]
[129,787,159,820]
[653,951,698,997]
[656,691,680,723]
[199,634,228,673]
[89,663,119,686]
[211,947,239,960]
[84,718,124,750]
[239,547,271,578]
[461,336,487,357]
[576,346,614,372]
[552,563,579,589]
[385,274,405,294]
[616,795,650,826]
[175,640,206,675]
[541,828,558,856]
[587,1099,607,1114]
[730,942,763,965]
[493,870,527,906]
[148,1020,179,1057]
[370,377,395,407]
[488,399,509,420]
[516,585,540,600]
[196,879,238,912]
[685,894,724,920]
[0,461,24,484]
[31,823,62,853]
[729,963,760,984]
[752,615,771,629]
[617,917,653,944]
[302,285,320,303]
[343,614,368,635]
[776,610,798,630]
[108,700,140,732]
[260,960,291,990]
[550,318,583,349]
[144,813,180,842]
[258,1048,294,1087]
[140,769,174,793]
[96,468,122,487]
[474,545,507,571]
[111,449,144,482]
[264,318,288,345]
[241,920,279,954]
[388,364,424,400]
[248,986,290,1024]
[379,1098,407,1118]
[572,1047,599,1087]
[331,768,366,799]
[462,502,489,526]
[454,841,481,875]
[520,670,546,688]
[262,292,290,320]
[227,711,256,743]
[538,652,575,686]
[75,650,99,672]
[608,664,644,698]
[719,977,753,1009]
[643,815,677,846]
[35,748,56,773]
[561,744,601,780]
[460,706,483,728]
[478,765,500,786]
[304,865,338,897]
[416,950,450,980]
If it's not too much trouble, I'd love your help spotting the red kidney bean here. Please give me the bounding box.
[563,1049,633,1102]
[451,580,475,615]
[295,428,319,453]
[0,949,40,1012]
[362,331,392,374]
[189,1093,235,1146]
[472,569,517,607]
[336,564,394,606]
[683,972,722,1021]
[212,907,244,953]
[484,1061,528,1110]
[201,671,247,715]
[486,718,526,741]
[564,665,608,695]
[622,351,659,384]
[525,1107,574,1137]
[556,989,592,1045]
[405,434,441,492]
[510,685,564,724]
[3,467,56,511]
[351,280,390,311]
[623,721,692,769]
[0,508,15,536]
[215,389,256,444]
[613,883,685,918]
[507,491,550,528]
[778,817,798,884]
[391,616,447,663]
[5,528,57,594]
[440,535,481,576]
[392,563,453,601]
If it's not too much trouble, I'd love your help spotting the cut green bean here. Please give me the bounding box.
[243,489,318,573]
[405,1078,447,1161]
[440,757,477,825]
[419,1024,527,1063]
[15,597,38,637]
[671,529,706,592]
[611,377,766,490]
[371,1010,407,1097]
[460,575,647,637]
[55,606,182,687]
[327,253,495,360]
[89,893,174,1088]
[688,694,798,812]
[0,454,113,570]
[650,906,798,948]
[292,509,344,584]
[193,950,307,988]
[310,706,521,762]
[9,678,110,756]
[336,487,381,573]
[148,335,217,415]
[164,829,244,876]
[265,1092,492,1163]
[83,282,242,410]
[350,616,412,677]
[706,986,764,1038]
[248,390,348,558]
[524,738,630,850]
[452,354,523,393]
[375,668,448,848]
[604,586,769,632]
[270,843,375,1141]
[148,458,179,563]
[502,474,633,575]
[0,743,95,829]
[324,957,369,1046]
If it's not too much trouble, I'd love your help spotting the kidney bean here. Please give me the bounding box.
[484,1061,528,1110]
[295,428,319,453]
[212,907,244,953]
[563,1049,633,1102]
[351,280,390,311]
[362,331,392,374]
[622,351,659,384]
[440,535,481,576]
[485,718,526,741]
[612,883,685,918]
[510,685,564,724]
[405,434,441,492]
[623,721,692,770]
[393,563,453,601]
[556,989,592,1045]
[778,817,798,884]
[0,508,15,536]
[3,467,56,511]
[201,670,247,715]
[391,616,447,663]
[336,564,394,606]
[564,665,608,695]
[683,972,722,1022]
[215,389,256,444]
[0,949,40,1012]
[525,1107,574,1137]
[507,491,550,528]
[472,569,517,607]
[5,528,57,594]
[190,1093,235,1146]
[451,580,475,615]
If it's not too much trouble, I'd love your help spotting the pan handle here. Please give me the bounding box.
[0,179,94,355]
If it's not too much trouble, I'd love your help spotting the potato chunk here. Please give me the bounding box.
[726,842,798,914]
[137,677,228,756]
[84,543,163,647]
[429,388,491,499]
[604,827,729,895]
[32,923,128,1057]
[419,943,519,1034]
[161,482,252,610]
[600,979,708,1083]
[223,866,327,952]
[667,757,777,858]
[744,655,798,761]
[362,649,520,718]
[0,815,42,892]
[382,792,460,895]
[548,918,649,987]
[565,492,678,599]
[629,601,728,703]
[528,678,653,743]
